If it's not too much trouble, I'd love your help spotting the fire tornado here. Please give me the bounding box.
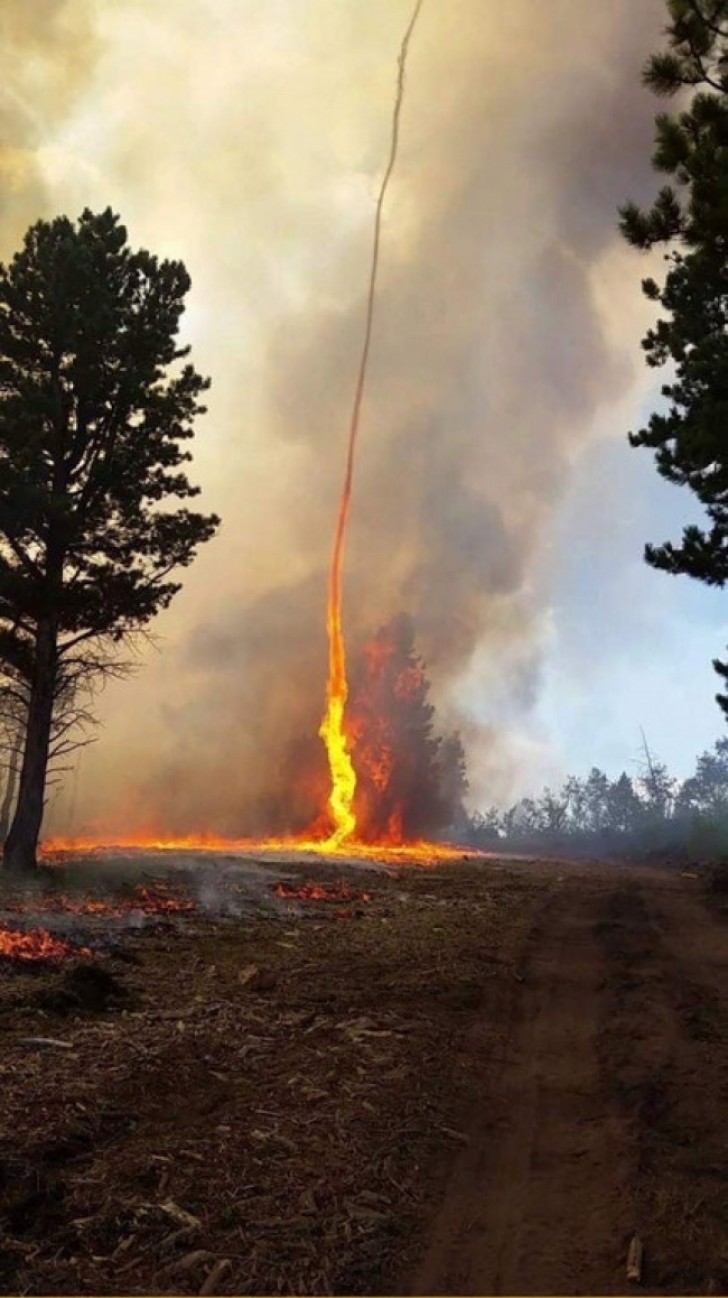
[319,0,425,847]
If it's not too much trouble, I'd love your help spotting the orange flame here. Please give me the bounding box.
[0,926,91,962]
[272,880,371,902]
[4,885,195,917]
[40,832,477,867]
[319,493,357,846]
[318,0,424,847]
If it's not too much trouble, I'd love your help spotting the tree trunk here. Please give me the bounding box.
[4,619,57,872]
[0,735,21,842]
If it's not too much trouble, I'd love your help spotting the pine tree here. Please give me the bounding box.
[0,209,219,869]
[620,1,728,713]
[676,734,728,810]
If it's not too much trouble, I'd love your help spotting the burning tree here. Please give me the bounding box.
[0,209,219,871]
[278,615,468,844]
[346,614,468,842]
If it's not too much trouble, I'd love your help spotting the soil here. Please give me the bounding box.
[0,854,726,1295]
[409,861,728,1297]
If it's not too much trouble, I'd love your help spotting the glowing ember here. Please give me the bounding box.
[0,926,91,962]
[272,880,371,902]
[131,886,195,914]
[4,885,195,917]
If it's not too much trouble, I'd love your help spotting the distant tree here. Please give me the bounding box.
[467,806,502,846]
[676,734,728,811]
[512,797,539,836]
[534,787,569,837]
[562,774,588,835]
[636,734,676,821]
[620,0,728,712]
[605,771,643,835]
[584,767,612,834]
[0,208,219,870]
[435,731,469,833]
[470,740,728,859]
[500,803,520,839]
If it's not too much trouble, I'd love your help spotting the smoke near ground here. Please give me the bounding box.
[7,0,666,835]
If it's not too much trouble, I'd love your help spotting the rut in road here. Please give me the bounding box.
[410,866,728,1297]
[412,875,635,1295]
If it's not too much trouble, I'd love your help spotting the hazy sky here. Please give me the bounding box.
[4,0,725,831]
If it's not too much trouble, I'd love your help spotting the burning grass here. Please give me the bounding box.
[40,833,483,867]
[0,855,540,1296]
[271,879,372,903]
[4,883,196,919]
[0,927,91,963]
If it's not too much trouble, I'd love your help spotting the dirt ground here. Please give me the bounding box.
[0,853,727,1296]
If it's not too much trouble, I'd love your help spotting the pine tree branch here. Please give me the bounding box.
[0,532,43,581]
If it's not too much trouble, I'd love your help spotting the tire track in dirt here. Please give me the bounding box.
[596,877,728,1294]
[411,871,636,1296]
[409,863,728,1296]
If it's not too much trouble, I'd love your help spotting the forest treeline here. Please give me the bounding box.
[466,737,728,859]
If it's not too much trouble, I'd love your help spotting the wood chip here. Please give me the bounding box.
[439,1125,470,1144]
[159,1199,201,1229]
[199,1257,231,1295]
[18,1037,74,1050]
[626,1234,643,1283]
[166,1248,214,1276]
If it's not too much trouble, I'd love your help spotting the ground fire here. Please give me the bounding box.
[3,884,196,917]
[0,926,91,962]
[272,880,372,902]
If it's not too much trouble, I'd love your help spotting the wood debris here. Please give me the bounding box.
[626,1233,643,1283]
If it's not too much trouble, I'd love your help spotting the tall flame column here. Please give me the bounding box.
[319,0,425,846]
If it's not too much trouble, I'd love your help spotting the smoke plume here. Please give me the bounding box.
[14,0,666,833]
[0,1,98,257]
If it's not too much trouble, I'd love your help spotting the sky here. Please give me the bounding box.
[3,0,726,831]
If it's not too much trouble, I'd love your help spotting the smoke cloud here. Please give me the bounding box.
[0,1,98,257]
[17,0,666,832]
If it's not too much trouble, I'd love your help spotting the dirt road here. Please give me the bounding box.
[410,862,728,1296]
[1,854,726,1295]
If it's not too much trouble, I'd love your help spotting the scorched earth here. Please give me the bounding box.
[0,846,727,1296]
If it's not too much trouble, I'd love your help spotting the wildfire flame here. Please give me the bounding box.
[3,885,195,917]
[318,0,424,848]
[40,833,476,866]
[38,5,464,867]
[29,5,471,867]
[319,518,357,845]
[0,926,91,962]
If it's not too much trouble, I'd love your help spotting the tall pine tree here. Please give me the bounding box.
[620,1,728,714]
[0,209,219,869]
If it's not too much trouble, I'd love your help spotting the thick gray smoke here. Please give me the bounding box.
[20,0,666,834]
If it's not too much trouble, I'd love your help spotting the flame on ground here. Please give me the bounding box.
[0,926,91,962]
[319,590,357,846]
[4,885,195,917]
[40,833,478,865]
[272,880,371,902]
